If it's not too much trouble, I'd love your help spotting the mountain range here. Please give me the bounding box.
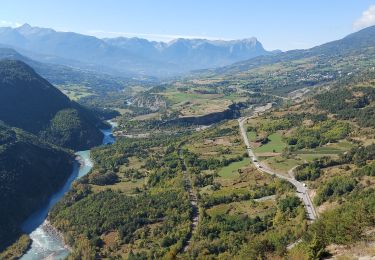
[0,24,274,77]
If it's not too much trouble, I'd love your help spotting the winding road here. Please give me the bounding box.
[238,117,318,221]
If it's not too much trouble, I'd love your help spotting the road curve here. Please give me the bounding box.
[238,117,318,221]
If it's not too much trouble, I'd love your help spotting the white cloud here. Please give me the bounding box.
[86,30,231,42]
[353,5,375,30]
[0,20,22,28]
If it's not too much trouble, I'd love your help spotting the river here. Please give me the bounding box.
[20,123,116,260]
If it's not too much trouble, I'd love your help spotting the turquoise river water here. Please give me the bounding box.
[20,124,115,260]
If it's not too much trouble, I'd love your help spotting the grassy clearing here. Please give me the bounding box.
[230,199,276,216]
[261,156,302,172]
[255,133,286,153]
[163,92,217,104]
[209,186,252,198]
[206,199,276,218]
[91,178,145,194]
[115,108,133,115]
[294,140,354,158]
[247,131,257,142]
[132,112,160,121]
[263,140,355,173]
[162,89,248,117]
[297,153,332,161]
[218,159,249,178]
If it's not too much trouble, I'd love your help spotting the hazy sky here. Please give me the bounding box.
[1,0,375,50]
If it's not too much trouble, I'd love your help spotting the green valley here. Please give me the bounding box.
[2,7,375,260]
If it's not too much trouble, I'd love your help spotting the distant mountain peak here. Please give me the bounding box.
[16,23,55,36]
[237,37,258,43]
[18,23,32,29]
[0,23,273,76]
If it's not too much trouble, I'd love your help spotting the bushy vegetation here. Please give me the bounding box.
[49,133,194,258]
[183,149,244,172]
[314,176,357,205]
[287,120,350,149]
[289,138,375,257]
[50,189,191,258]
[41,108,104,150]
[294,190,375,259]
[294,157,336,181]
[316,87,375,128]
[341,143,375,166]
[191,193,306,259]
[295,164,321,181]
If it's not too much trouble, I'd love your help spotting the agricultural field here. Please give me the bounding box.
[180,119,307,258]
[160,85,248,117]
[254,132,286,153]
[218,159,249,178]
[238,84,375,258]
[57,84,95,100]
[244,98,358,174]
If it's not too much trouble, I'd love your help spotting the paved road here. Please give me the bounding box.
[238,117,318,221]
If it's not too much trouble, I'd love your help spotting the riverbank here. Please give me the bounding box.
[19,122,116,260]
[0,235,31,260]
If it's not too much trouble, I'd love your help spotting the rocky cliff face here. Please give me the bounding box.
[129,94,167,111]
[165,103,245,126]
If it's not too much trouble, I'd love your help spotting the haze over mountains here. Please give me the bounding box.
[0,47,134,93]
[0,24,274,77]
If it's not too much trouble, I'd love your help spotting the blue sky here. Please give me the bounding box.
[1,0,375,50]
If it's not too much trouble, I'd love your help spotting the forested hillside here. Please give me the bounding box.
[0,60,104,150]
[0,59,109,257]
[0,123,73,252]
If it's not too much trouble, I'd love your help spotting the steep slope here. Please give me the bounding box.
[0,24,273,76]
[0,123,73,250]
[0,60,104,150]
